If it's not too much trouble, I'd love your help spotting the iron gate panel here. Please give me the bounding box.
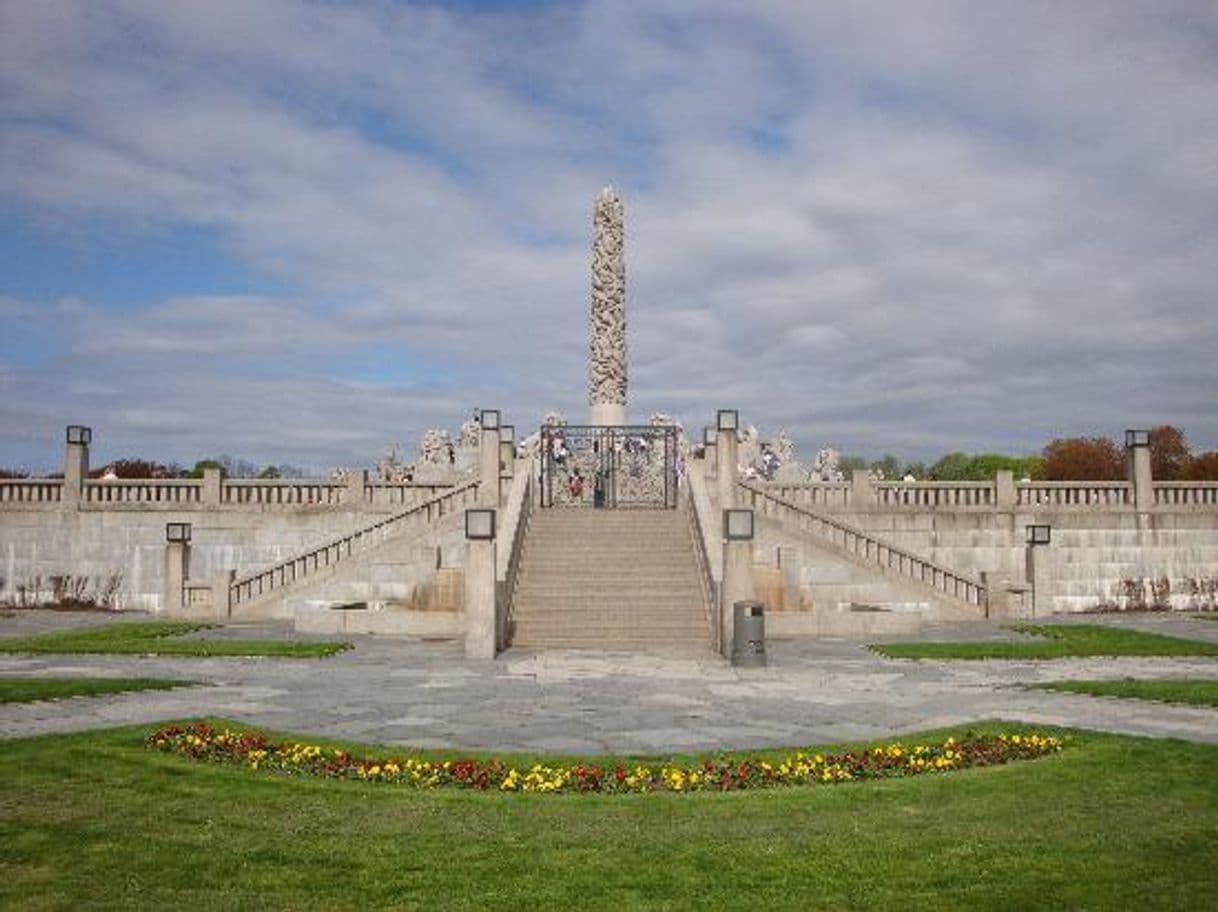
[540,425,677,509]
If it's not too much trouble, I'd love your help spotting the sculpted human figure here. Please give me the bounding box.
[589,186,627,424]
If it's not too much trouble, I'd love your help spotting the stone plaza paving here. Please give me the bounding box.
[2,610,1218,753]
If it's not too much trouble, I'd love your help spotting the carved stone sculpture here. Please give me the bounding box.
[419,429,454,466]
[812,447,844,482]
[589,186,627,425]
[458,413,481,449]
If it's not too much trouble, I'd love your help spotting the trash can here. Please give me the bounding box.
[731,600,766,667]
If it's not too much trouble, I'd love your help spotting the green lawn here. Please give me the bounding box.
[872,623,1218,660]
[2,721,1217,909]
[1034,678,1218,708]
[0,621,348,659]
[0,676,197,704]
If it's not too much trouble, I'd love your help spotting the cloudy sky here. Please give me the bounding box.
[2,1,1216,473]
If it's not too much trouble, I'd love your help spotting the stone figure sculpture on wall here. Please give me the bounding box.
[376,445,411,483]
[419,429,455,467]
[458,413,481,449]
[811,447,845,482]
[589,186,627,423]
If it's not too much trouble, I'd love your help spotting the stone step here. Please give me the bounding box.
[513,577,706,591]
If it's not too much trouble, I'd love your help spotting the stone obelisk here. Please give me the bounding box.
[589,186,627,426]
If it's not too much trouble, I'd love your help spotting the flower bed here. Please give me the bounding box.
[147,724,1062,794]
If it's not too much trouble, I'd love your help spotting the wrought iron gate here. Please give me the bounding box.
[539,425,678,509]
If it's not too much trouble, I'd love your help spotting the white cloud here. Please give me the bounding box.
[1,0,1216,471]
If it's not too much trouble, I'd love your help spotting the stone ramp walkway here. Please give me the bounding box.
[2,611,1218,752]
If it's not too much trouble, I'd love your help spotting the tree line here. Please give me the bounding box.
[841,426,1218,481]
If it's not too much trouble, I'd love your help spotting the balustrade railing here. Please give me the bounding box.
[0,479,63,503]
[760,483,852,509]
[683,476,720,651]
[366,483,454,506]
[873,481,994,508]
[500,462,535,641]
[222,480,347,506]
[1015,481,1131,508]
[83,479,202,504]
[1153,482,1218,507]
[229,479,479,609]
[740,481,987,609]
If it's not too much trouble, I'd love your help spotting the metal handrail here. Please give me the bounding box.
[740,481,987,608]
[501,465,535,642]
[230,478,478,608]
[682,482,719,652]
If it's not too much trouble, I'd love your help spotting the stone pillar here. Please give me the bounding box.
[1025,536,1052,617]
[464,509,498,659]
[344,469,368,508]
[499,426,516,487]
[588,186,627,426]
[210,570,235,619]
[850,469,874,509]
[1129,440,1153,512]
[164,541,189,615]
[717,428,738,508]
[201,467,223,507]
[62,426,91,507]
[721,508,756,657]
[704,434,718,481]
[479,425,501,507]
[994,470,1016,512]
[981,571,1010,619]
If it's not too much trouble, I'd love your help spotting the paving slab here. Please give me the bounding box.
[1,609,1217,752]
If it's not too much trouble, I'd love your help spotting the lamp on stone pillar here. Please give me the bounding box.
[702,425,718,479]
[464,508,498,659]
[164,522,191,615]
[1024,524,1051,617]
[720,507,755,657]
[716,411,739,509]
[1125,428,1152,512]
[478,410,502,506]
[499,425,516,481]
[62,425,92,506]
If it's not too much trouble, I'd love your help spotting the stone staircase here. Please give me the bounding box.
[509,509,712,652]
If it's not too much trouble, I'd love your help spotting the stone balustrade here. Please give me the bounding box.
[228,480,479,611]
[0,476,461,510]
[1015,481,1131,508]
[221,479,347,506]
[84,479,202,504]
[741,482,988,610]
[755,477,1189,513]
[874,481,994,508]
[0,479,63,503]
[1153,482,1218,507]
[761,483,852,509]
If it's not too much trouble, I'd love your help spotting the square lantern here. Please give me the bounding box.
[165,522,192,543]
[499,424,515,443]
[465,508,496,541]
[66,425,92,445]
[479,409,500,431]
[1025,524,1051,546]
[723,508,755,541]
[703,426,717,447]
[717,409,739,432]
[1125,428,1150,448]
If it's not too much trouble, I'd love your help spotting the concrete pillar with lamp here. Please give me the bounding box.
[62,425,91,508]
[164,522,191,615]
[721,507,756,658]
[464,507,498,659]
[716,409,739,509]
[478,409,501,507]
[1126,429,1152,512]
[1025,524,1052,616]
